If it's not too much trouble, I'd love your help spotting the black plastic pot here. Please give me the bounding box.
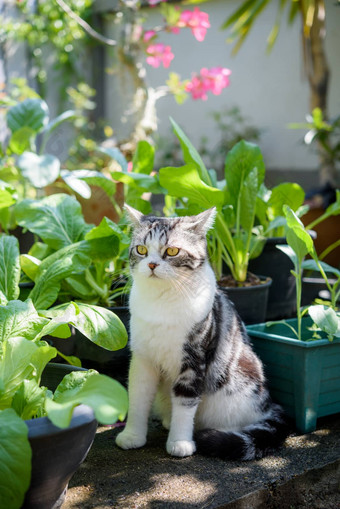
[248,237,296,320]
[219,276,272,325]
[23,363,97,509]
[301,274,337,306]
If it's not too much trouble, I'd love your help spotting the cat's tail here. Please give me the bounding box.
[194,404,291,461]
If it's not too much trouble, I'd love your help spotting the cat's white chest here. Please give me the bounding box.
[129,276,213,380]
[129,290,191,379]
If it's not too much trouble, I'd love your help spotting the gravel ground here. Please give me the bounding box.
[62,414,340,509]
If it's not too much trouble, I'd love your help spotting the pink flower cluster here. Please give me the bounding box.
[185,67,232,100]
[175,7,210,42]
[146,43,174,68]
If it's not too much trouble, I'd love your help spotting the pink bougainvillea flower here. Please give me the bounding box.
[178,7,210,42]
[146,43,174,68]
[185,75,209,100]
[143,30,157,42]
[200,67,232,95]
[185,67,231,100]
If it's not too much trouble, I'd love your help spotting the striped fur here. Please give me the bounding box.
[116,206,289,460]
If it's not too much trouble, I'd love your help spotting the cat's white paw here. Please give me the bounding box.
[166,439,196,457]
[116,430,146,450]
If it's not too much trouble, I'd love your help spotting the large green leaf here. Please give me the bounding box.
[0,236,21,305]
[131,140,155,174]
[309,305,340,339]
[48,302,128,351]
[8,127,35,155]
[7,98,49,133]
[18,152,60,188]
[0,408,32,509]
[45,370,128,428]
[0,188,16,210]
[96,146,128,172]
[0,300,49,345]
[14,194,88,250]
[170,118,211,184]
[284,205,314,264]
[268,182,305,219]
[238,165,258,232]
[301,259,340,279]
[11,380,47,420]
[159,164,224,209]
[225,140,265,217]
[0,337,40,408]
[111,170,164,194]
[60,169,117,200]
[28,246,92,309]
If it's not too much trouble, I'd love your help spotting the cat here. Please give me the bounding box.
[115,205,289,460]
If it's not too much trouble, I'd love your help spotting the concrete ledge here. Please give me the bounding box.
[63,414,340,508]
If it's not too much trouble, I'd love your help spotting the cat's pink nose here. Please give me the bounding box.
[148,262,159,270]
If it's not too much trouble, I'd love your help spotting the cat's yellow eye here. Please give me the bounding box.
[136,245,148,255]
[166,247,179,257]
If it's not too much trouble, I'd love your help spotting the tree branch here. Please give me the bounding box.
[55,0,117,47]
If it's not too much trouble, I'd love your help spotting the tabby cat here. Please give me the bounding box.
[116,206,289,459]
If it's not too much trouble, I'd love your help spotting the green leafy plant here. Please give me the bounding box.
[0,299,128,509]
[0,230,128,363]
[273,204,340,341]
[0,230,128,508]
[13,193,130,309]
[0,89,122,231]
[256,182,306,238]
[158,118,266,283]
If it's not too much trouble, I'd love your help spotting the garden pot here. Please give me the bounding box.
[23,363,97,509]
[247,318,340,434]
[301,273,337,307]
[74,305,131,386]
[219,276,272,325]
[248,237,296,320]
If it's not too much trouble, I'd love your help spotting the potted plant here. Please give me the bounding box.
[158,118,271,324]
[13,192,133,381]
[0,91,125,246]
[249,181,306,320]
[0,290,128,508]
[247,205,340,434]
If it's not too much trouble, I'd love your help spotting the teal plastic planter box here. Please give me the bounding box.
[246,318,340,434]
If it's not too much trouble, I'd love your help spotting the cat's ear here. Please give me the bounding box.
[124,204,143,226]
[191,207,217,234]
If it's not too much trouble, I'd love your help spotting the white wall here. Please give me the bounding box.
[105,0,340,173]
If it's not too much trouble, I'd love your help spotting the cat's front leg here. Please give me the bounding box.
[116,353,158,450]
[166,394,199,458]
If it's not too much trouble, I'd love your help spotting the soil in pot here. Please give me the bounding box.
[218,273,272,325]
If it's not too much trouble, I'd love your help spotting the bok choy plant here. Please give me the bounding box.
[0,233,128,508]
[0,299,128,509]
[273,204,340,342]
[13,193,130,308]
[158,118,266,283]
[0,218,128,365]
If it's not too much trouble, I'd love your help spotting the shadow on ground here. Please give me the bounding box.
[63,413,340,509]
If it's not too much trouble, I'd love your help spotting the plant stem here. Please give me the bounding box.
[85,269,108,302]
[296,263,303,341]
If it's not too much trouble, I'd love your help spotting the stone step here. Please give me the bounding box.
[64,414,340,508]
